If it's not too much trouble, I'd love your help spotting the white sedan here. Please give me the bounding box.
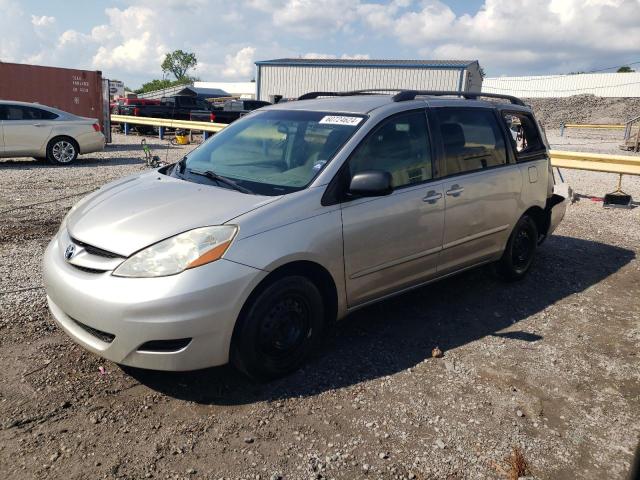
[0,100,105,165]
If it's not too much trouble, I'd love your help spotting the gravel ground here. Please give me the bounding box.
[0,131,639,480]
[525,96,640,128]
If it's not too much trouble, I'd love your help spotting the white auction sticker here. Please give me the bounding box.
[319,115,363,126]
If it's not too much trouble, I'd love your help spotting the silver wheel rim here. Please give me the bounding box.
[52,141,75,163]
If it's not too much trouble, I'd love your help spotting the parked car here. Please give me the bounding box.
[118,95,228,134]
[190,99,272,124]
[119,95,222,121]
[0,100,105,165]
[43,90,569,379]
[111,98,160,115]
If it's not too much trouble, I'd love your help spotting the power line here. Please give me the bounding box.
[487,61,640,82]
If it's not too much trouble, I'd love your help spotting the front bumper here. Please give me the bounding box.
[43,233,266,371]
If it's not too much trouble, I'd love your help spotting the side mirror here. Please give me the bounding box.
[349,170,393,197]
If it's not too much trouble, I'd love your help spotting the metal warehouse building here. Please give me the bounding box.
[254,58,483,102]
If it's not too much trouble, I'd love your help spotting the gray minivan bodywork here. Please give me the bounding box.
[43,94,567,371]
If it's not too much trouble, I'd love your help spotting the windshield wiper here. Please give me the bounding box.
[188,169,253,194]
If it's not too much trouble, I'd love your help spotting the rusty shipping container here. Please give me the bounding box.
[0,62,103,123]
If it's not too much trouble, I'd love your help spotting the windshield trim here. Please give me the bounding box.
[171,110,369,196]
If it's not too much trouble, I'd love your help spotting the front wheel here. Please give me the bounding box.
[496,215,538,281]
[47,138,78,165]
[231,276,325,380]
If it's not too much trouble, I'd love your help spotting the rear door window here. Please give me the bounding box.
[3,105,28,120]
[26,107,58,120]
[1,105,58,120]
[436,108,507,177]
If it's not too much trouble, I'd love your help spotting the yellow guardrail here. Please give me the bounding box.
[110,114,227,133]
[562,123,626,130]
[110,115,639,176]
[550,150,640,176]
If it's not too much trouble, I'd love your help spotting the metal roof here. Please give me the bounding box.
[255,58,478,69]
[175,86,230,97]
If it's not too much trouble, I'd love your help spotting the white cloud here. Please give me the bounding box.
[31,15,55,27]
[1,0,639,87]
[260,0,361,37]
[222,46,256,79]
[359,0,640,75]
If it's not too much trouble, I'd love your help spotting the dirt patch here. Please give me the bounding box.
[0,134,638,480]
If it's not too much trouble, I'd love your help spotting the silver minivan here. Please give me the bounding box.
[43,90,568,379]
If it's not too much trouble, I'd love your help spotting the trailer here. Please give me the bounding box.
[0,62,104,125]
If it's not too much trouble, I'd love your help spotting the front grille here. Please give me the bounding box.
[70,265,106,274]
[70,237,121,259]
[137,338,191,352]
[71,318,115,343]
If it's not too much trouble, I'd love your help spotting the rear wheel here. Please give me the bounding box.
[47,137,78,165]
[232,276,324,380]
[496,215,538,281]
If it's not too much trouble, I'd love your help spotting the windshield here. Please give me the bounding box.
[175,110,365,195]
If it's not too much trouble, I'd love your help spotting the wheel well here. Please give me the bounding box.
[523,206,549,239]
[237,261,339,330]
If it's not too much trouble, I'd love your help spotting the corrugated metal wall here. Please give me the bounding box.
[0,62,103,121]
[483,72,640,98]
[257,66,466,101]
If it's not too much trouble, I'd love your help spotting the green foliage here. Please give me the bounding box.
[134,77,192,95]
[617,66,635,73]
[161,50,198,80]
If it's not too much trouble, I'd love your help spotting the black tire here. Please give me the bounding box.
[231,275,325,380]
[136,126,155,135]
[46,137,78,165]
[496,215,538,281]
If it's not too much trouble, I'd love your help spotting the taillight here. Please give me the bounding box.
[92,123,101,132]
[133,107,140,116]
[209,112,216,122]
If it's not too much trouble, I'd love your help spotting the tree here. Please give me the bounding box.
[617,66,635,73]
[161,50,197,80]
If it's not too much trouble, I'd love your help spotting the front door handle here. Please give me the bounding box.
[446,184,464,197]
[422,190,443,204]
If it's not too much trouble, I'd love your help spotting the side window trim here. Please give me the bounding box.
[432,106,510,180]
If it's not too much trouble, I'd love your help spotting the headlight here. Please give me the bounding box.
[113,225,237,278]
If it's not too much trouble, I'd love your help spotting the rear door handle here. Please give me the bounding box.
[33,123,46,127]
[422,190,443,203]
[446,185,464,197]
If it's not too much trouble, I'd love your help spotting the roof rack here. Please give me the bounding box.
[297,89,391,100]
[391,90,525,106]
[297,89,525,106]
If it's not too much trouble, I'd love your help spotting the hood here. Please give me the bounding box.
[67,171,278,256]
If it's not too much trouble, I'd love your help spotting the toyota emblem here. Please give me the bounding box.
[64,244,76,260]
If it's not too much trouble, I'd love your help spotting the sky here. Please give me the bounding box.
[1,0,639,89]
